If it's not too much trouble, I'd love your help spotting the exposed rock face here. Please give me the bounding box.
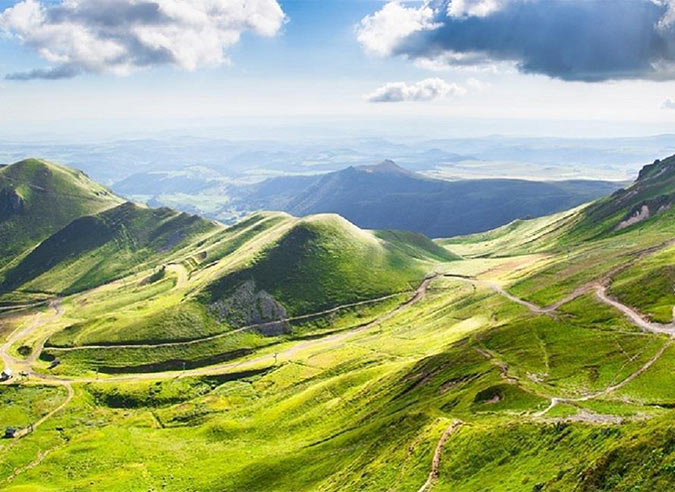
[210,280,289,336]
[616,204,650,230]
[615,195,672,231]
[0,187,24,219]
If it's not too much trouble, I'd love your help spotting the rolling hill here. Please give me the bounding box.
[0,202,217,296]
[0,158,123,270]
[2,156,675,491]
[228,160,622,237]
[204,214,457,317]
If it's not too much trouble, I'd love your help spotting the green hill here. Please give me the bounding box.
[0,158,123,270]
[4,156,675,491]
[1,202,216,295]
[204,214,457,317]
[578,154,675,236]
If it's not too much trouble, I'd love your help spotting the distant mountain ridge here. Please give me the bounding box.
[356,159,415,176]
[229,160,622,238]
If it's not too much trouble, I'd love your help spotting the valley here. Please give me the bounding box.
[0,156,675,490]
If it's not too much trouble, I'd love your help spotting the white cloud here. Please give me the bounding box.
[662,98,675,109]
[366,78,466,103]
[356,0,437,57]
[447,0,509,18]
[0,0,286,80]
[466,77,490,90]
[656,0,675,28]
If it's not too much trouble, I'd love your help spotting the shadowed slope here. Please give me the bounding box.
[1,202,216,295]
[0,158,123,269]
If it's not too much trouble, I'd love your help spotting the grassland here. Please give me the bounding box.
[0,159,123,273]
[2,158,675,491]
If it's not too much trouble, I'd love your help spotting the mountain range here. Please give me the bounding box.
[226,160,622,237]
[114,159,621,238]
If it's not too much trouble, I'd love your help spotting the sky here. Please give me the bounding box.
[0,0,675,140]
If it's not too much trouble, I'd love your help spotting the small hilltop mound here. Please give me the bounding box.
[204,213,457,317]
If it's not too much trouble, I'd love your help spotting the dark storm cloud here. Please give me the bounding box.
[361,0,675,82]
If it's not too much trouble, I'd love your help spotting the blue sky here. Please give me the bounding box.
[0,0,675,140]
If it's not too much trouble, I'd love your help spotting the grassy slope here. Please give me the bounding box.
[33,213,455,370]
[609,245,675,323]
[5,269,673,491]
[0,202,217,296]
[0,159,123,272]
[4,158,675,491]
[205,214,457,315]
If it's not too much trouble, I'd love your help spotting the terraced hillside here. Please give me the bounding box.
[1,157,675,491]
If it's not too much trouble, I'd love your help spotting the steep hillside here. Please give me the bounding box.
[0,158,123,269]
[0,202,216,295]
[577,154,675,236]
[445,154,675,260]
[230,160,621,238]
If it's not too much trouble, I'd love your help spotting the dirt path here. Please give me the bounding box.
[46,291,412,352]
[567,339,673,403]
[0,299,74,475]
[595,285,675,335]
[7,447,56,483]
[417,420,463,492]
[32,275,440,385]
[32,382,73,432]
[165,263,188,288]
[5,382,73,483]
[443,274,675,337]
[1,301,62,380]
[25,265,675,390]
[453,274,675,418]
[2,381,74,483]
[11,242,675,405]
[441,274,591,315]
[535,338,673,417]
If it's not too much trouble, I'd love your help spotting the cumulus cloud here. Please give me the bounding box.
[366,78,466,103]
[357,0,675,82]
[0,0,286,80]
[356,1,437,57]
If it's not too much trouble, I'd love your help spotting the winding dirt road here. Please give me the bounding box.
[1,301,62,380]
[3,246,674,445]
[46,290,412,352]
[1,237,673,489]
[16,274,439,385]
[442,273,675,418]
[595,285,675,335]
[443,274,675,336]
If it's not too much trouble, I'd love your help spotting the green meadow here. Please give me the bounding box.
[1,157,675,490]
